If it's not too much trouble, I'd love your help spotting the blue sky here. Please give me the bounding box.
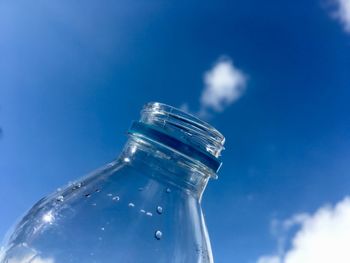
[1,0,350,262]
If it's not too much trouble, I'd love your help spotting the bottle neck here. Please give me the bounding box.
[119,136,213,201]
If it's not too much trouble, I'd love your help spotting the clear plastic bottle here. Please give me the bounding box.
[0,102,225,263]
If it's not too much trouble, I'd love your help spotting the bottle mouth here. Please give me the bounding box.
[128,102,225,174]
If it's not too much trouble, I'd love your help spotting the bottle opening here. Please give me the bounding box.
[128,102,225,174]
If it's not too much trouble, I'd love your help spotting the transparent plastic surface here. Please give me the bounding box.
[0,103,225,263]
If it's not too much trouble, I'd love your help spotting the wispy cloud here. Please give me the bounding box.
[256,197,350,263]
[333,0,350,32]
[181,56,247,118]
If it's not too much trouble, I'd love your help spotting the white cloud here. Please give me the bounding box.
[256,197,350,263]
[334,0,350,32]
[200,57,247,113]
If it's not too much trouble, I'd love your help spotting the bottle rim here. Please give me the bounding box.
[142,102,225,156]
[129,102,225,174]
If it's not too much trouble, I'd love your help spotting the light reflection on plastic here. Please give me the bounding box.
[42,211,54,224]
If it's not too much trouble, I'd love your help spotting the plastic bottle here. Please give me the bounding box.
[0,102,225,263]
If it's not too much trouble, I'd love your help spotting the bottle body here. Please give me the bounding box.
[1,141,213,263]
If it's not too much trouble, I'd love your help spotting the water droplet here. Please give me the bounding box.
[140,209,145,213]
[155,230,162,240]
[56,195,64,202]
[146,212,153,216]
[112,196,120,201]
[95,189,101,193]
[156,206,163,214]
[138,187,143,191]
[124,157,131,163]
[91,203,97,206]
[101,227,105,231]
[166,188,171,193]
[128,203,135,207]
[85,193,91,198]
[107,193,113,197]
